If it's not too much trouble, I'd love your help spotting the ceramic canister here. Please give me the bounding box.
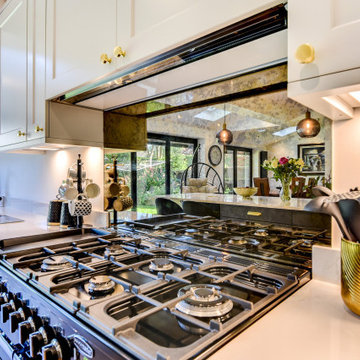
[47,199,64,226]
[60,201,77,228]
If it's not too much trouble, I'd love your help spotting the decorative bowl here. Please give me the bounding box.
[234,187,258,199]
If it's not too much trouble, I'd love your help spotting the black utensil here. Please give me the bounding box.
[337,199,360,243]
[305,196,356,242]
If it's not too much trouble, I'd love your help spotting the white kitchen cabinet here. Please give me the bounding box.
[0,0,28,147]
[0,0,104,152]
[0,0,47,148]
[26,0,46,142]
[45,0,283,100]
[45,0,132,99]
[288,0,360,83]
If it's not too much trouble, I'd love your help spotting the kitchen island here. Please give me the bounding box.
[159,193,311,210]
[158,193,330,230]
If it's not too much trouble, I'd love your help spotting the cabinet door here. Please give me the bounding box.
[125,0,279,71]
[27,0,46,141]
[0,0,28,146]
[288,0,360,83]
[45,0,126,99]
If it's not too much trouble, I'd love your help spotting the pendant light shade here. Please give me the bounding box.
[216,123,233,145]
[296,110,321,138]
[216,104,233,145]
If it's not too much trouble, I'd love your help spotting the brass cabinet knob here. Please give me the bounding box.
[295,43,315,64]
[113,46,126,58]
[34,125,44,133]
[17,130,26,137]
[100,53,112,64]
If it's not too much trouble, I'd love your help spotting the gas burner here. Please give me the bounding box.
[290,239,313,248]
[41,256,73,272]
[105,244,125,257]
[185,228,199,235]
[175,284,233,318]
[85,275,117,296]
[151,230,168,236]
[254,229,269,237]
[228,236,247,245]
[228,237,261,246]
[149,258,174,272]
[208,223,225,231]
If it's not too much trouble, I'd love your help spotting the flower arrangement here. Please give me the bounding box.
[262,157,305,201]
[262,157,304,181]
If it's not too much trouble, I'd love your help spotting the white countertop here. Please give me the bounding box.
[159,193,311,211]
[0,206,64,240]
[210,280,360,360]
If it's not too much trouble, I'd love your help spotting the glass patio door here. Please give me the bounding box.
[224,146,252,193]
[136,140,167,212]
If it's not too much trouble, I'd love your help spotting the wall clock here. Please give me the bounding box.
[208,145,222,166]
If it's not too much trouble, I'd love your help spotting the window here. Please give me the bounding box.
[107,134,197,215]
[136,139,167,213]
[224,146,252,193]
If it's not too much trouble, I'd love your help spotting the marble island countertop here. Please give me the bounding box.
[159,193,312,211]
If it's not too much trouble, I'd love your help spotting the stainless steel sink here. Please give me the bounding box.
[0,215,23,224]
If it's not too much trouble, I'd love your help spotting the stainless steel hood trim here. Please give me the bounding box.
[104,58,288,112]
[57,5,287,106]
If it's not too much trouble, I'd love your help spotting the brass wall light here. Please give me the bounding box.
[216,104,233,145]
[296,110,320,138]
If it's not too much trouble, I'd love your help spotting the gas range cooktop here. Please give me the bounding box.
[119,216,331,269]
[0,225,310,360]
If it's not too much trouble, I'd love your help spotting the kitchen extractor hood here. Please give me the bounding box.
[53,5,287,110]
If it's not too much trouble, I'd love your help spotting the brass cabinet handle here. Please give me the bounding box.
[295,43,315,64]
[247,211,262,217]
[113,46,126,58]
[17,130,26,137]
[34,125,44,133]
[100,53,112,64]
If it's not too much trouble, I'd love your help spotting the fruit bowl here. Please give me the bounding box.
[234,187,258,199]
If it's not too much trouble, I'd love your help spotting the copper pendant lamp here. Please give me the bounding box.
[216,104,233,145]
[296,110,321,138]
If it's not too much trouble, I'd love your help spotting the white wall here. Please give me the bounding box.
[332,108,360,247]
[0,147,104,211]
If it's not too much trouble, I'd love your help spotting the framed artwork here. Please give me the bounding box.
[297,143,325,175]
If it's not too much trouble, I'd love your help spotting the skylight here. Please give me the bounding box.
[195,107,231,121]
[272,126,297,137]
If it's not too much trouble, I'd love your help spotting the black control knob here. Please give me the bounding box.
[19,317,36,344]
[0,293,9,306]
[10,307,27,333]
[0,281,7,293]
[1,300,16,323]
[42,339,62,360]
[42,336,72,360]
[29,326,55,357]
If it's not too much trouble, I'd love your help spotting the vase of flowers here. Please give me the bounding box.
[262,157,304,202]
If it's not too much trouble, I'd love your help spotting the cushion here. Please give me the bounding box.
[206,185,218,193]
[188,178,208,187]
